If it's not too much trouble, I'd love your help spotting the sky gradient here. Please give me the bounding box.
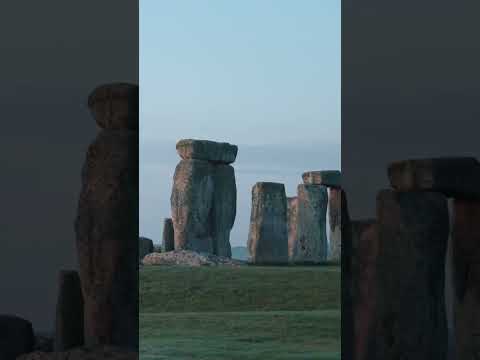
[140,1,340,246]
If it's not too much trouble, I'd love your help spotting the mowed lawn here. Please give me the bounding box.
[140,265,340,360]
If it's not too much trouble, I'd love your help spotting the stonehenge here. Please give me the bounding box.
[162,218,174,252]
[75,83,139,350]
[347,156,480,360]
[139,237,154,261]
[0,315,34,360]
[54,270,84,352]
[170,139,237,257]
[247,182,288,264]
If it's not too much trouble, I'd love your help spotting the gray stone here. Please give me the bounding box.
[375,189,448,360]
[211,164,236,257]
[54,270,84,352]
[0,315,34,360]
[287,196,298,260]
[87,83,138,131]
[247,182,288,264]
[328,188,342,263]
[162,218,174,252]
[302,170,341,188]
[138,237,154,260]
[176,139,238,164]
[171,159,215,253]
[290,184,328,263]
[142,250,245,267]
[387,157,480,199]
[170,158,236,256]
[75,129,138,350]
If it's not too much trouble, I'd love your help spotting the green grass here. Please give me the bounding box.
[140,265,340,359]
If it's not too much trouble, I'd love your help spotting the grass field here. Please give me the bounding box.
[140,265,340,360]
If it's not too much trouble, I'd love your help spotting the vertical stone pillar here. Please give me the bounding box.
[341,190,353,360]
[138,237,154,261]
[170,139,237,257]
[452,199,480,360]
[247,182,288,264]
[287,196,298,260]
[75,83,138,350]
[54,270,84,351]
[351,220,378,360]
[375,189,448,360]
[328,188,342,262]
[290,184,328,262]
[162,218,175,252]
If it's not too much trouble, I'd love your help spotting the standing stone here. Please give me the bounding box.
[211,164,236,257]
[247,182,288,264]
[328,188,342,263]
[375,189,448,360]
[341,191,353,360]
[162,218,174,252]
[171,159,215,253]
[170,139,237,257]
[290,184,328,263]
[0,315,34,360]
[287,196,298,260]
[452,199,480,360]
[351,220,378,360]
[75,83,138,350]
[138,237,154,260]
[54,270,84,352]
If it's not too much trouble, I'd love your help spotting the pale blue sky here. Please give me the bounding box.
[140,1,340,246]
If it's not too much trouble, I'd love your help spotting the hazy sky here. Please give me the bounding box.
[140,1,340,246]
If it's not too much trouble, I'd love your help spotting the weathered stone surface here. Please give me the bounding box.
[0,315,34,360]
[452,199,480,360]
[170,159,236,256]
[328,188,342,263]
[211,164,236,257]
[302,170,341,188]
[341,191,353,360]
[289,184,328,263]
[375,189,449,360]
[162,218,174,252]
[142,250,245,267]
[17,346,138,360]
[387,157,480,199]
[176,139,238,164]
[351,220,378,360]
[138,237,154,261]
[171,159,215,253]
[87,83,138,131]
[75,130,138,350]
[247,182,288,264]
[287,197,298,260]
[54,270,84,352]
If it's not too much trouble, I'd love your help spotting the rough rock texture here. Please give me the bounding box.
[75,127,138,349]
[162,218,174,252]
[341,191,353,360]
[387,157,480,199]
[351,220,378,360]
[375,189,449,360]
[302,170,341,188]
[17,346,138,360]
[54,270,84,352]
[87,83,138,131]
[138,237,154,261]
[287,196,298,260]
[0,315,34,360]
[247,182,288,264]
[171,159,215,253]
[211,164,236,257]
[176,139,238,164]
[328,188,342,263]
[452,199,480,360]
[289,184,328,263]
[142,250,245,267]
[170,159,236,256]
